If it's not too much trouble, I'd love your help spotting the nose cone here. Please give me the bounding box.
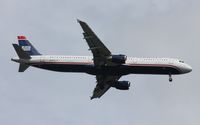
[182,64,192,74]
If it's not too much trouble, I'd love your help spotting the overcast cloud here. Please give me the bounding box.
[0,0,199,125]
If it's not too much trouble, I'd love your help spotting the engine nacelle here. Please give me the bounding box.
[112,81,130,90]
[108,54,127,64]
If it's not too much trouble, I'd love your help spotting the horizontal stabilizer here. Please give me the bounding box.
[12,44,30,59]
[19,63,29,72]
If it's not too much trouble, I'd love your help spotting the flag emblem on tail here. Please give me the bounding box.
[17,36,41,55]
[22,46,31,51]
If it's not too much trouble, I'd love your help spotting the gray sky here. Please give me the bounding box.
[0,0,199,125]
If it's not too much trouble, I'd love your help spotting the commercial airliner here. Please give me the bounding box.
[11,20,192,99]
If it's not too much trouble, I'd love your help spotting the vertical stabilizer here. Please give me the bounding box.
[18,36,41,55]
[12,43,31,72]
[12,44,30,59]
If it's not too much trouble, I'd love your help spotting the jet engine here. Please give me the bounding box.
[112,81,130,90]
[108,54,127,64]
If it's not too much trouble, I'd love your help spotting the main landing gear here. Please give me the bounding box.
[169,74,172,82]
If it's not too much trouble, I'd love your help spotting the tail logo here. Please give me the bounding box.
[22,46,31,51]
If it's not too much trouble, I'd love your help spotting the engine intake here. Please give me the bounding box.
[108,54,127,64]
[112,81,130,90]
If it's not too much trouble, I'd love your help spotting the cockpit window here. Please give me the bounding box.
[179,60,184,63]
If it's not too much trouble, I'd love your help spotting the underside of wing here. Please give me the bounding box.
[78,20,128,100]
[78,20,112,66]
[91,75,121,100]
[91,83,111,100]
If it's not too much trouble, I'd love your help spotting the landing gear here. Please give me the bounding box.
[169,74,172,82]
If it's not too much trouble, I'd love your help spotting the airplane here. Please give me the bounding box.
[11,20,192,100]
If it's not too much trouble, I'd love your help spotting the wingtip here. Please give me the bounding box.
[90,96,96,100]
[77,19,81,23]
[90,96,100,100]
[77,19,86,24]
[90,96,93,100]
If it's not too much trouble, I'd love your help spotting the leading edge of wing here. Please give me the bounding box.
[77,19,111,57]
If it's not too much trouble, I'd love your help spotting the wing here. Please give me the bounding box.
[78,20,112,66]
[90,75,121,100]
[78,20,122,99]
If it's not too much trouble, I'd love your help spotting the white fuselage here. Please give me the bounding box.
[13,55,192,75]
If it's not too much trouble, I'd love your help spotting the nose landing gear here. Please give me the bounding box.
[169,74,172,82]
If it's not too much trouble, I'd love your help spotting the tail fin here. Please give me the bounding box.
[17,36,41,56]
[12,43,30,72]
[12,44,31,59]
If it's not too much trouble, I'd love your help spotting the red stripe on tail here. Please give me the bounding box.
[17,36,27,40]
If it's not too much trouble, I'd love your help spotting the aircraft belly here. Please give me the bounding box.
[33,64,94,73]
[127,65,181,75]
[32,64,181,75]
[89,65,181,75]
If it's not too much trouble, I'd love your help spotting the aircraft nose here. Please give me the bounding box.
[182,64,192,73]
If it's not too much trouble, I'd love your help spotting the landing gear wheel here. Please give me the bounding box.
[169,77,172,82]
[169,74,172,82]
